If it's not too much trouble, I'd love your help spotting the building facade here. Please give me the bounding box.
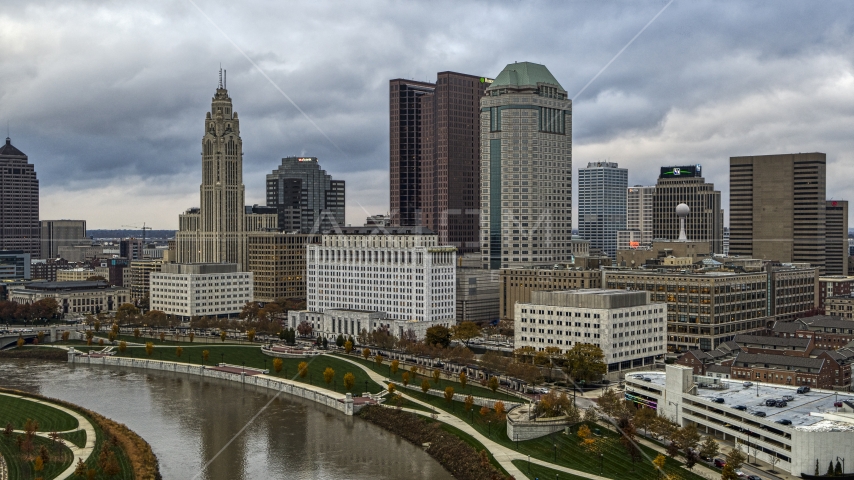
[0,251,30,280]
[39,220,87,260]
[499,265,603,320]
[604,270,768,352]
[302,227,456,339]
[265,157,345,233]
[30,258,70,282]
[515,289,666,372]
[826,200,849,276]
[0,137,39,257]
[653,165,723,253]
[455,267,499,324]
[8,281,130,316]
[577,162,627,259]
[767,264,818,321]
[149,263,253,319]
[175,73,277,270]
[818,275,854,310]
[56,268,96,282]
[826,295,854,319]
[246,232,319,302]
[625,185,655,247]
[389,72,486,254]
[730,153,827,272]
[125,259,163,302]
[480,62,572,269]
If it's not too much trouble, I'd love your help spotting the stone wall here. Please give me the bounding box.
[68,351,356,416]
[396,382,521,409]
[506,406,570,441]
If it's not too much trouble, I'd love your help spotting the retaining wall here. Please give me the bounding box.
[506,406,570,441]
[68,351,356,416]
[396,382,522,409]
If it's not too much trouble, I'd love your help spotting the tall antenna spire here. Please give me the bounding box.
[218,64,223,89]
[224,69,226,89]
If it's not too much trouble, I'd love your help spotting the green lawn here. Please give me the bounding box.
[334,352,522,402]
[109,333,246,346]
[61,429,86,448]
[0,432,74,480]
[436,422,510,477]
[395,387,705,480]
[0,395,79,432]
[511,459,590,480]
[114,345,387,394]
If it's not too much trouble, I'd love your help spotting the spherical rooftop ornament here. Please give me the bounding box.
[676,203,690,217]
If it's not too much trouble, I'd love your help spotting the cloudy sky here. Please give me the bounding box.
[3,0,854,229]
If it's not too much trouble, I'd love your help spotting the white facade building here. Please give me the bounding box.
[149,263,253,319]
[515,289,666,372]
[294,227,456,340]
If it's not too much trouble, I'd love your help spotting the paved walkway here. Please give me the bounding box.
[0,392,97,480]
[335,355,613,480]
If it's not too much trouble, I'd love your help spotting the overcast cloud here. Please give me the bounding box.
[3,0,854,229]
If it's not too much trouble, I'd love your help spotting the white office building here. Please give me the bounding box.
[290,227,456,340]
[578,162,628,259]
[149,263,253,319]
[515,289,667,372]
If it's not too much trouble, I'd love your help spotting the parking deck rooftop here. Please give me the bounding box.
[627,371,854,430]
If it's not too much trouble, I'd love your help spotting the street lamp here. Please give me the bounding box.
[600,453,604,475]
[365,380,368,393]
[839,457,845,474]
[220,353,224,365]
[553,442,557,461]
[488,420,492,437]
[263,359,267,372]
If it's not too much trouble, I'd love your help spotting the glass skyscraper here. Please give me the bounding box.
[578,162,627,258]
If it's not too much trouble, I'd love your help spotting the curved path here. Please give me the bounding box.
[0,392,97,480]
[333,355,610,480]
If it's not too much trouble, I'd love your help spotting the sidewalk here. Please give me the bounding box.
[336,355,611,480]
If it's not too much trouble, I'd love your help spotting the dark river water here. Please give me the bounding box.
[0,359,453,480]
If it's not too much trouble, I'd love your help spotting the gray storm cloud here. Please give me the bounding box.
[2,0,854,228]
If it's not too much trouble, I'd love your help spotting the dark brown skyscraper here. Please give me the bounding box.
[389,72,485,252]
[0,137,39,256]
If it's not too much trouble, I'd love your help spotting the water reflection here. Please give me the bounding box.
[0,360,453,480]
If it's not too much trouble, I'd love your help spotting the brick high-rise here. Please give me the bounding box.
[729,153,827,272]
[389,72,486,253]
[0,137,39,256]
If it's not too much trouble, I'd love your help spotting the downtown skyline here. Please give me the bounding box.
[4,1,854,228]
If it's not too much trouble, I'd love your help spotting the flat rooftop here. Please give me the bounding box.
[627,371,854,430]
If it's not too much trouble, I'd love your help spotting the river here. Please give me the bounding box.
[0,359,453,480]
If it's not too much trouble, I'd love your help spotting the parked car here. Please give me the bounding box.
[753,411,767,417]
[775,400,787,408]
[743,381,753,388]
[713,458,727,468]
[732,405,747,411]
[712,397,725,404]
[746,475,762,480]
[642,377,652,382]
[765,399,779,407]
[797,386,811,394]
[782,394,794,401]
[775,419,792,426]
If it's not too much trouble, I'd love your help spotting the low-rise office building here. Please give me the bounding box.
[8,281,130,315]
[514,289,666,372]
[456,267,499,324]
[624,365,854,476]
[56,268,96,282]
[767,264,818,321]
[125,259,163,302]
[149,263,253,319]
[604,270,769,352]
[246,232,319,302]
[499,265,602,321]
[827,295,854,319]
[0,251,30,280]
[773,315,854,350]
[818,275,854,309]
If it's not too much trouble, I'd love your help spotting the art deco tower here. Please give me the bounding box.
[176,71,276,269]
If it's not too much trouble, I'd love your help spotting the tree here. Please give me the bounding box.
[344,340,353,354]
[836,460,843,476]
[494,401,506,420]
[480,405,490,417]
[297,321,313,337]
[488,376,499,393]
[633,407,657,437]
[769,454,780,473]
[62,331,70,342]
[98,338,104,347]
[107,330,117,342]
[117,341,127,353]
[564,343,606,383]
[459,371,467,389]
[583,407,598,423]
[133,328,140,339]
[104,451,120,477]
[828,461,835,476]
[388,383,396,395]
[598,388,624,418]
[409,365,418,378]
[220,330,227,342]
[451,321,481,347]
[189,332,194,343]
[16,337,24,348]
[115,303,139,324]
[390,359,399,375]
[239,302,260,321]
[323,367,335,385]
[698,435,719,461]
[401,372,410,386]
[343,372,355,391]
[336,334,345,348]
[671,424,700,457]
[464,395,474,412]
[362,348,370,360]
[721,448,745,480]
[432,368,441,385]
[93,320,101,332]
[246,329,256,342]
[272,358,283,374]
[424,325,451,348]
[158,332,165,342]
[444,386,455,404]
[653,454,667,479]
[202,350,209,364]
[322,337,328,349]
[33,455,44,474]
[74,458,87,477]
[145,342,154,356]
[421,379,431,396]
[298,361,308,378]
[375,354,384,368]
[175,346,183,358]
